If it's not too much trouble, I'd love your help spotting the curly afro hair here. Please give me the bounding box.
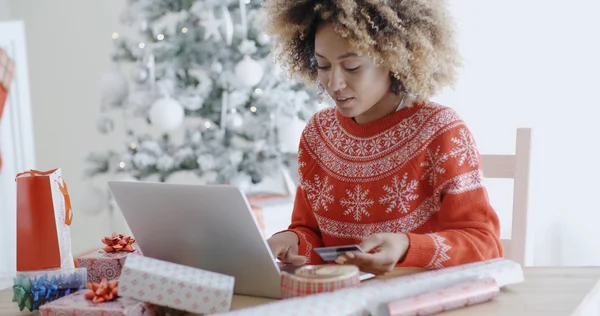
[262,0,462,101]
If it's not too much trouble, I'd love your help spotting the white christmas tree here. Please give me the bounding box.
[85,0,320,190]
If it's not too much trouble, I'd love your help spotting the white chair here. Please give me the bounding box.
[480,128,532,266]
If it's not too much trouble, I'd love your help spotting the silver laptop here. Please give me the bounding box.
[107,180,373,299]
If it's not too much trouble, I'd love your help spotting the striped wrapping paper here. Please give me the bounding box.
[218,258,523,316]
[281,265,360,298]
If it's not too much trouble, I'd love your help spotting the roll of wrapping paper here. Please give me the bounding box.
[217,258,523,316]
[280,265,360,299]
[384,277,500,316]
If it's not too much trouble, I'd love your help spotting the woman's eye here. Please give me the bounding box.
[346,66,360,72]
[317,65,330,70]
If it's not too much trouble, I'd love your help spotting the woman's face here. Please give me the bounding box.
[314,22,396,123]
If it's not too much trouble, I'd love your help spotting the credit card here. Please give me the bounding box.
[314,244,364,261]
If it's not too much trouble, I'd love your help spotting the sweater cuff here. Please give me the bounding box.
[277,229,324,265]
[397,233,437,268]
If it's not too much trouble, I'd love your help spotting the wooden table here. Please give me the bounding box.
[1,267,599,315]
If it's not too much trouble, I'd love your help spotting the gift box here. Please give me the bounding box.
[77,233,143,283]
[39,289,158,316]
[11,267,87,312]
[118,254,235,314]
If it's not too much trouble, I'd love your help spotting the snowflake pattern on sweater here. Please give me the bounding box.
[284,102,503,269]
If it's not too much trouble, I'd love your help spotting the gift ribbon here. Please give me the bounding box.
[44,276,59,301]
[30,275,51,310]
[55,177,73,226]
[14,168,57,179]
[102,232,136,253]
[280,265,360,299]
[14,169,73,225]
[85,278,119,303]
[12,275,32,312]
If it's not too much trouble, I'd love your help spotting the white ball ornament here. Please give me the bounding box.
[257,32,270,45]
[227,112,244,131]
[235,56,264,87]
[148,97,185,131]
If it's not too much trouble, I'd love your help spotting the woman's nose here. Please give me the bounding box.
[328,68,346,92]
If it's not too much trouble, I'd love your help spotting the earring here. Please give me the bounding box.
[317,81,325,104]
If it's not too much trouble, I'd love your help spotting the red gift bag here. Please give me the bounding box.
[15,168,75,271]
[0,47,16,172]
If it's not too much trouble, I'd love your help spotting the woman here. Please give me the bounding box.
[264,0,503,275]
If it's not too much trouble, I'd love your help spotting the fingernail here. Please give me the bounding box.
[346,252,355,259]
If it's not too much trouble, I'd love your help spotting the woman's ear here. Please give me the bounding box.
[390,74,404,94]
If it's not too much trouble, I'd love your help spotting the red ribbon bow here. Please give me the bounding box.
[102,232,136,253]
[84,278,118,303]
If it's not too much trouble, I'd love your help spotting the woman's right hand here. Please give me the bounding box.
[267,231,307,265]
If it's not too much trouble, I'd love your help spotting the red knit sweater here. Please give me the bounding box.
[283,102,503,269]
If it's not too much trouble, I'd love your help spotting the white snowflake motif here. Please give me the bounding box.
[342,138,357,155]
[323,123,340,140]
[397,120,419,139]
[302,174,335,212]
[381,130,398,148]
[355,141,370,156]
[379,173,419,213]
[369,138,383,155]
[297,148,307,169]
[420,146,449,185]
[450,128,479,167]
[340,185,374,221]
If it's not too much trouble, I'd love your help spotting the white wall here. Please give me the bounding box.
[5,0,128,256]
[433,0,600,266]
[2,0,599,266]
[0,0,9,20]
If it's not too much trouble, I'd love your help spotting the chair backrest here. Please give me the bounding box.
[480,128,532,266]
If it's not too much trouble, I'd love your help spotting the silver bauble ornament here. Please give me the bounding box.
[132,64,149,84]
[257,32,270,45]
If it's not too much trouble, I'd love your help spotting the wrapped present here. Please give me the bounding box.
[39,289,158,316]
[11,267,87,312]
[39,279,184,316]
[77,233,143,283]
[119,254,235,314]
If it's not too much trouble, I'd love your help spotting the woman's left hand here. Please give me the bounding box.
[335,233,409,275]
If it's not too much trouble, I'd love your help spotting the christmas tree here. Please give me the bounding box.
[85,0,320,190]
